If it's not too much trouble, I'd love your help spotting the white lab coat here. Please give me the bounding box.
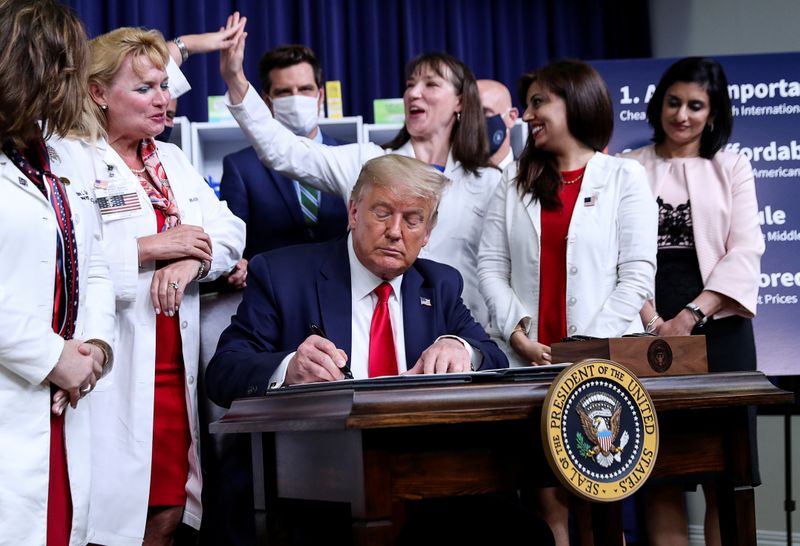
[226,85,501,327]
[0,143,115,546]
[48,137,245,545]
[478,153,657,367]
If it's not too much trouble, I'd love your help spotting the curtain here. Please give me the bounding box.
[64,0,651,123]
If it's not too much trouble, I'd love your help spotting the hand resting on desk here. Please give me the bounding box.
[405,337,471,375]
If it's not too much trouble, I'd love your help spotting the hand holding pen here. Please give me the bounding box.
[309,324,353,379]
[284,323,352,385]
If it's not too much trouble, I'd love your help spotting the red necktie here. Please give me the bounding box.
[368,282,399,377]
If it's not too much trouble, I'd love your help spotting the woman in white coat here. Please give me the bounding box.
[59,28,245,546]
[0,1,115,545]
[219,24,500,327]
[477,60,657,545]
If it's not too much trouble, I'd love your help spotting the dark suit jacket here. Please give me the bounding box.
[219,132,348,259]
[206,237,508,408]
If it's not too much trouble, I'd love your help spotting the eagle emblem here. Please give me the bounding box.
[47,144,61,164]
[576,393,629,468]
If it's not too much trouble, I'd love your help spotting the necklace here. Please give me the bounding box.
[129,165,146,174]
[562,171,584,185]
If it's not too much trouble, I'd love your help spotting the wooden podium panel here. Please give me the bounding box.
[551,335,708,376]
[212,371,790,546]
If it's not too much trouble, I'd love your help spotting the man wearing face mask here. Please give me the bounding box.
[206,44,348,546]
[478,79,519,171]
[220,44,348,262]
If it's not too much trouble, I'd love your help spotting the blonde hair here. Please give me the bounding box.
[0,0,88,147]
[72,27,169,141]
[351,155,452,224]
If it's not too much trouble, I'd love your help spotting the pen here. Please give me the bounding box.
[309,323,353,379]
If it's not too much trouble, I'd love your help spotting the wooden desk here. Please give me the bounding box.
[211,371,791,545]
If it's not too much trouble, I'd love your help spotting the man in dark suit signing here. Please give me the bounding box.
[207,154,507,405]
[203,46,349,545]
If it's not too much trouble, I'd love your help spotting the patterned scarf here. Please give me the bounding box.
[137,138,180,230]
[3,136,79,339]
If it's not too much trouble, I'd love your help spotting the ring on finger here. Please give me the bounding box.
[168,281,180,290]
[80,384,92,394]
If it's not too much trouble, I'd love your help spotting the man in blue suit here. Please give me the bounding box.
[207,154,507,406]
[219,44,348,261]
[206,157,528,546]
[205,48,349,546]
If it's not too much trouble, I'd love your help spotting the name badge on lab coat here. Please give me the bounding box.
[95,168,144,220]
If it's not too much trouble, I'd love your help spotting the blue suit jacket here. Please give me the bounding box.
[219,132,348,259]
[206,237,508,408]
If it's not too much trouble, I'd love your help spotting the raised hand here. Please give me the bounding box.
[220,12,250,104]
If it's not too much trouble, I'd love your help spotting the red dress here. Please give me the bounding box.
[148,208,191,506]
[537,168,585,346]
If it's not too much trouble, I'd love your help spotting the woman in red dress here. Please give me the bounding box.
[478,60,657,544]
[58,27,246,545]
[0,1,115,544]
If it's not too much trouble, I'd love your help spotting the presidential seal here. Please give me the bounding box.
[541,359,659,502]
[647,339,673,373]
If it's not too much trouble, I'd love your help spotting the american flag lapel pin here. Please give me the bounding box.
[583,193,597,207]
[18,177,28,186]
[420,297,432,307]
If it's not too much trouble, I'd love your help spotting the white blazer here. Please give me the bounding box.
[48,137,245,545]
[225,85,501,327]
[0,144,115,546]
[478,152,657,367]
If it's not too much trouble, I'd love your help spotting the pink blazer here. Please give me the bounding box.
[623,145,764,318]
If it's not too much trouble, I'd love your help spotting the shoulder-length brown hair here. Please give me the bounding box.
[0,0,88,147]
[646,57,732,159]
[385,52,492,176]
[515,60,613,210]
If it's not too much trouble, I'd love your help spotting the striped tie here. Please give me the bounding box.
[299,183,320,225]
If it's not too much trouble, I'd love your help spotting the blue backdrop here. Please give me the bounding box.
[592,53,800,376]
[63,0,651,123]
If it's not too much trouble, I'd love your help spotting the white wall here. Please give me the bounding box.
[649,0,800,58]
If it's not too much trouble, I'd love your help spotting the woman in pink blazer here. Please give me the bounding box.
[622,57,764,546]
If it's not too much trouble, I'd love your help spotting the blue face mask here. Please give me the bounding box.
[485,113,507,155]
[155,125,173,143]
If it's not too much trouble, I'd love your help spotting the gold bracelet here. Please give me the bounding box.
[84,338,114,377]
[645,314,661,334]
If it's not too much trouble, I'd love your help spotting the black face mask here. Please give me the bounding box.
[155,125,173,143]
[485,114,506,155]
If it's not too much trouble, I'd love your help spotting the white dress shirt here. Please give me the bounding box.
[348,235,408,377]
[270,234,478,386]
[497,150,515,172]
